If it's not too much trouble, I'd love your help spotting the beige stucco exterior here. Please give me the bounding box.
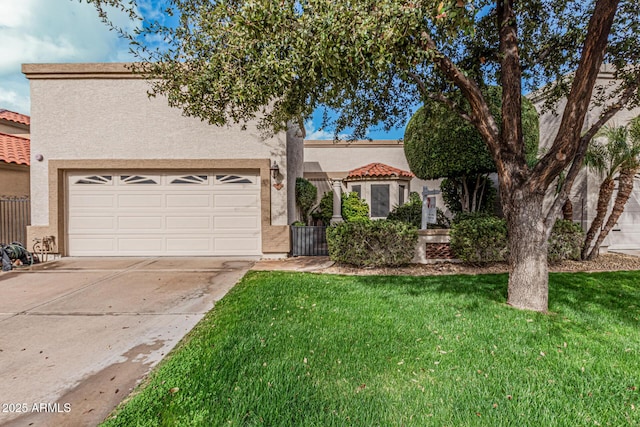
[532,66,640,249]
[0,163,30,197]
[23,63,300,255]
[303,139,443,212]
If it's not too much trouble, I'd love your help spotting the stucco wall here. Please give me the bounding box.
[303,140,443,212]
[533,68,640,248]
[0,164,30,197]
[26,64,290,229]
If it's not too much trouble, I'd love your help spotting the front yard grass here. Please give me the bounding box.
[103,271,640,426]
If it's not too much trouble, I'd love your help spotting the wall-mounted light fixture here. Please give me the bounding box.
[35,154,44,162]
[270,161,280,178]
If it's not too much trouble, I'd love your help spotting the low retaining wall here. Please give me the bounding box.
[412,229,457,264]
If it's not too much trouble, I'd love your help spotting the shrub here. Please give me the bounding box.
[341,192,370,222]
[295,178,317,225]
[449,213,508,262]
[387,192,422,228]
[312,191,370,225]
[327,220,418,267]
[548,219,584,263]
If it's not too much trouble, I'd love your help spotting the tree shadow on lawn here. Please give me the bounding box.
[340,270,640,327]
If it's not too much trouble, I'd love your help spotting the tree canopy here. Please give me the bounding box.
[404,87,539,180]
[85,0,640,312]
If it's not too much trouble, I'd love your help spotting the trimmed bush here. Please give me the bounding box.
[548,219,584,263]
[312,191,370,225]
[341,192,370,222]
[387,192,422,228]
[450,213,508,262]
[327,220,418,267]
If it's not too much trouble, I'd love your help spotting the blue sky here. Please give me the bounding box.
[0,0,406,140]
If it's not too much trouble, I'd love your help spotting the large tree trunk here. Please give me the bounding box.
[587,166,639,260]
[582,177,615,259]
[504,190,549,312]
[562,199,574,220]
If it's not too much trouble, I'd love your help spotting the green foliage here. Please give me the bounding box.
[326,220,418,267]
[101,270,640,426]
[387,192,422,228]
[313,191,370,225]
[312,191,334,226]
[440,176,498,216]
[404,87,539,180]
[548,220,585,263]
[450,213,509,263]
[295,177,317,225]
[341,192,370,223]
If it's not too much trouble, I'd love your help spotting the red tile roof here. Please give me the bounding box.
[0,109,30,126]
[346,163,414,180]
[0,133,30,166]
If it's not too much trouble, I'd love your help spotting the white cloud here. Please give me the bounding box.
[0,0,138,114]
[304,119,349,140]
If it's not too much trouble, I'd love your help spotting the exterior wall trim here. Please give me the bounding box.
[27,158,290,255]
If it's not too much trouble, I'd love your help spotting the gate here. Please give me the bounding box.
[291,226,329,256]
[0,197,30,244]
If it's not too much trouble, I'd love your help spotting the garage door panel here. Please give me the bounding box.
[69,237,116,253]
[118,194,163,208]
[166,194,212,208]
[214,194,258,208]
[70,194,115,208]
[214,236,261,252]
[118,216,163,230]
[68,171,262,256]
[166,237,212,252]
[68,216,115,231]
[214,216,259,230]
[166,216,211,230]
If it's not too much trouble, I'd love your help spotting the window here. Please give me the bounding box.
[75,175,112,185]
[399,185,405,205]
[120,175,158,185]
[215,175,253,184]
[170,175,208,184]
[371,184,390,217]
[351,185,361,198]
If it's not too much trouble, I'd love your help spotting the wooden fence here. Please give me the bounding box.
[0,197,30,245]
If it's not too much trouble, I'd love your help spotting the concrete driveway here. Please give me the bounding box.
[0,257,255,427]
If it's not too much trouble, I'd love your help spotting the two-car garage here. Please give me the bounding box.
[66,171,262,256]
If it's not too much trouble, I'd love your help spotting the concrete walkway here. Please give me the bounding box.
[0,257,255,427]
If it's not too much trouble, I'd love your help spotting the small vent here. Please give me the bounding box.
[120,175,158,185]
[75,175,112,185]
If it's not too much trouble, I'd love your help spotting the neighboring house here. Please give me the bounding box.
[0,109,31,197]
[344,163,414,219]
[303,139,442,215]
[533,65,640,250]
[23,63,302,257]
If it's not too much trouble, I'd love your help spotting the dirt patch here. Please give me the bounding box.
[318,252,640,276]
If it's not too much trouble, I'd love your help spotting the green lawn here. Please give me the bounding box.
[102,271,640,426]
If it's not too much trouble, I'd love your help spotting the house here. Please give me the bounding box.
[22,63,302,257]
[0,109,31,197]
[303,139,442,215]
[533,65,640,251]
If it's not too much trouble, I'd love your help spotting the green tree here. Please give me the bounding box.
[404,87,538,214]
[85,0,640,312]
[295,177,317,225]
[583,118,640,260]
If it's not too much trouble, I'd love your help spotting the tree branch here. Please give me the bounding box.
[405,71,473,123]
[531,0,621,192]
[544,82,637,229]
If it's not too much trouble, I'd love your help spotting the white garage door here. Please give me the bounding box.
[67,172,261,256]
[608,177,640,250]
